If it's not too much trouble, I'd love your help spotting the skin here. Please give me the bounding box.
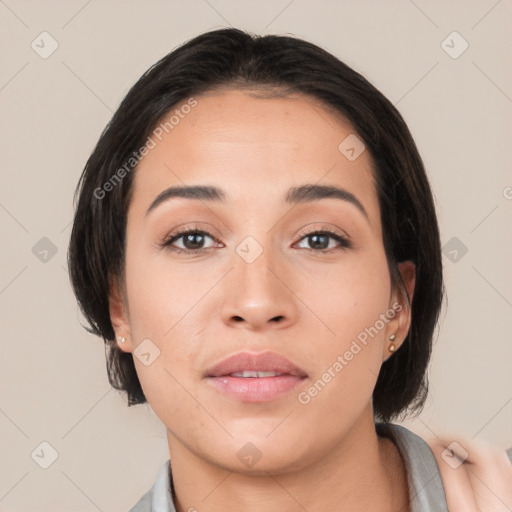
[427,434,512,511]
[109,89,416,511]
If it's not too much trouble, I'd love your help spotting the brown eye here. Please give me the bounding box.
[163,229,217,253]
[296,230,351,251]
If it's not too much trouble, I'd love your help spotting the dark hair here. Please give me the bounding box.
[68,28,444,422]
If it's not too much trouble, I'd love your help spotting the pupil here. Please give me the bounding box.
[185,233,203,249]
[309,234,328,249]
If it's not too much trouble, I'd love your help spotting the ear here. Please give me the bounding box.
[383,260,416,361]
[108,274,133,353]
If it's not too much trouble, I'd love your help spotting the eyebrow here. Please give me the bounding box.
[145,183,369,221]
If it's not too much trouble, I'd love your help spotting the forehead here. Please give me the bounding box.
[130,89,380,232]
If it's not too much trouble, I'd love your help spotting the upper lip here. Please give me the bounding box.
[205,351,308,378]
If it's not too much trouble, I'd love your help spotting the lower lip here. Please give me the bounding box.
[206,375,306,402]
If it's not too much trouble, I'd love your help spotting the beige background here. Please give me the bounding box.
[1,1,511,511]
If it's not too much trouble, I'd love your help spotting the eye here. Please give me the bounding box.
[295,228,352,252]
[161,226,352,255]
[162,228,220,253]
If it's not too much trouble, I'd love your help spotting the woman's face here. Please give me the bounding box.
[111,89,414,473]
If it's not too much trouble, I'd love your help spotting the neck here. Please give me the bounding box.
[166,406,409,512]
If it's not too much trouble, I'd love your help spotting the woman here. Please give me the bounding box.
[67,28,512,512]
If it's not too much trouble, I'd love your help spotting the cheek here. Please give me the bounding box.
[123,241,209,400]
[295,247,392,398]
[124,238,205,337]
[299,245,391,339]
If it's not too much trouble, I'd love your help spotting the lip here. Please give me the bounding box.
[205,351,307,378]
[204,351,308,403]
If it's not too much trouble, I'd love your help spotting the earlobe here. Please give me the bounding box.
[108,275,132,351]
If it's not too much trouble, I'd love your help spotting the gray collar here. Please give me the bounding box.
[376,423,448,511]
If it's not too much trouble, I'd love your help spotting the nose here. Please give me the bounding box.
[220,244,298,332]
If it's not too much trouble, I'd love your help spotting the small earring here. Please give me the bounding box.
[118,336,126,344]
[388,334,396,352]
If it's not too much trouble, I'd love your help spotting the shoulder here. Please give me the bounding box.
[128,488,152,512]
[424,433,512,512]
[128,459,173,512]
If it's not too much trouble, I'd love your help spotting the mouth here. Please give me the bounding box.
[227,370,289,378]
[204,351,308,402]
[205,350,307,378]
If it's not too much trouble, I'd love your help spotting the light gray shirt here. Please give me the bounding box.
[128,423,509,512]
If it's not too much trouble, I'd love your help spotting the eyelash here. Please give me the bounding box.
[161,225,352,255]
